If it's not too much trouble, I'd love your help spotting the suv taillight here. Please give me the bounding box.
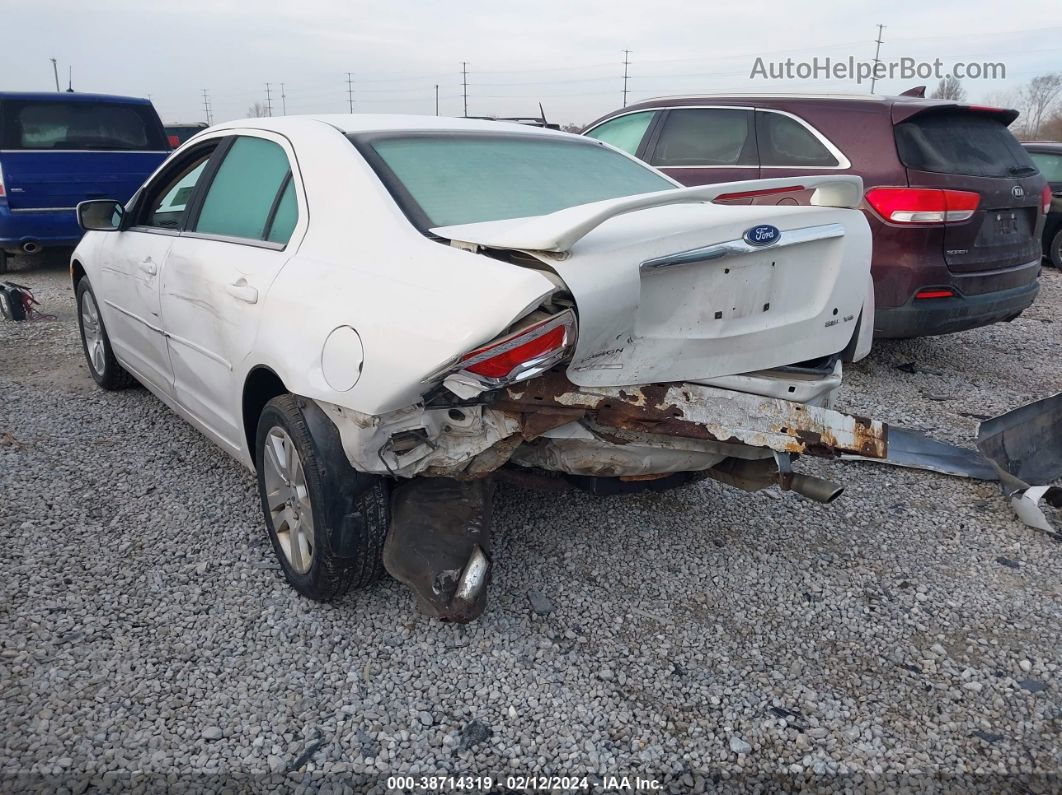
[865,187,980,225]
[458,309,576,386]
[0,162,5,198]
[1044,185,1053,216]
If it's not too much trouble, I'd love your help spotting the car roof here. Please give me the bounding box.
[0,91,153,104]
[209,113,573,138]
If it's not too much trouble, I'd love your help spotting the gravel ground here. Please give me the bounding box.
[1,253,1060,793]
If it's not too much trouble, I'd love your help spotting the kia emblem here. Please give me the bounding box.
[1012,185,1024,198]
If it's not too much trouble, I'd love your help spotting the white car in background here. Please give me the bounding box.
[71,115,883,621]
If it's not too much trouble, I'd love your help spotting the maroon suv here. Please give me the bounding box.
[583,94,1050,338]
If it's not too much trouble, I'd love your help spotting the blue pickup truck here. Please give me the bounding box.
[0,92,170,273]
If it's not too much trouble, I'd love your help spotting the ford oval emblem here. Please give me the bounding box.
[743,224,781,247]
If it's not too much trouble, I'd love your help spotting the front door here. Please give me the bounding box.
[95,145,217,395]
[159,133,304,451]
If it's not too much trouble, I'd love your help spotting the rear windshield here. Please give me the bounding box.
[894,112,1036,178]
[355,133,674,228]
[0,99,168,151]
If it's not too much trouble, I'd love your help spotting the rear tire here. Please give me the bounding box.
[1049,228,1062,269]
[0,250,8,275]
[255,394,389,602]
[76,279,136,390]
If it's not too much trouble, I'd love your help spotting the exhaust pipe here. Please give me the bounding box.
[787,473,844,504]
[21,241,41,255]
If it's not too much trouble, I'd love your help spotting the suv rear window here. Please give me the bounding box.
[894,112,1036,178]
[0,99,168,151]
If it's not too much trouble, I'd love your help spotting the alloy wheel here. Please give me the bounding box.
[262,426,315,574]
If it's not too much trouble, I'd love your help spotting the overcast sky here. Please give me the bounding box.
[3,0,1060,126]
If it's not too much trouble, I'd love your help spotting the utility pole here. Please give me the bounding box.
[461,62,469,117]
[265,82,273,116]
[622,50,631,107]
[281,82,287,115]
[435,84,439,116]
[346,72,354,113]
[870,24,886,94]
[202,89,213,125]
[50,58,60,92]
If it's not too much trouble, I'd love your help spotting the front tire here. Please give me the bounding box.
[255,395,389,601]
[76,278,136,390]
[1049,228,1062,269]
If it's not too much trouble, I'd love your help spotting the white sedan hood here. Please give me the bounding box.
[433,181,872,387]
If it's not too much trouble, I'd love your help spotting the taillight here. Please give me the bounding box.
[1043,185,1053,216]
[0,161,5,198]
[458,310,576,386]
[915,288,956,299]
[865,187,980,225]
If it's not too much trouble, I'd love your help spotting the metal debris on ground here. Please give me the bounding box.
[842,392,1062,534]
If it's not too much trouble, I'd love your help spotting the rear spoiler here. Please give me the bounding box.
[891,102,1020,126]
[431,175,864,254]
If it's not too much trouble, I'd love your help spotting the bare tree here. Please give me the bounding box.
[930,76,966,101]
[561,122,582,134]
[1021,73,1062,138]
[246,102,267,118]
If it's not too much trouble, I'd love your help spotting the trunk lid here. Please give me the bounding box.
[435,186,871,387]
[893,108,1044,274]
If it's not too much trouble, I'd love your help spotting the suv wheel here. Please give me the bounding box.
[1050,228,1062,269]
[76,279,136,390]
[255,395,389,601]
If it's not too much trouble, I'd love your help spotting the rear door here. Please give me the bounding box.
[0,98,168,210]
[160,132,304,451]
[641,107,759,187]
[893,109,1044,273]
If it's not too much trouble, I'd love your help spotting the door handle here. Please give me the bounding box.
[225,280,259,304]
[138,259,158,276]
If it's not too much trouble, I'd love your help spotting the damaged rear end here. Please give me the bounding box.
[314,164,886,620]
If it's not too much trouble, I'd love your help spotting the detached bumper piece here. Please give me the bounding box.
[494,372,888,460]
[383,478,493,623]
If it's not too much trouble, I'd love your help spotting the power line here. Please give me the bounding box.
[622,49,631,107]
[461,61,469,117]
[870,24,886,94]
[265,82,273,116]
[201,89,213,124]
[346,72,354,112]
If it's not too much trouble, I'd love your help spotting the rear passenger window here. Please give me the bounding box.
[650,109,754,167]
[195,136,296,243]
[266,178,298,244]
[584,111,656,155]
[757,112,839,167]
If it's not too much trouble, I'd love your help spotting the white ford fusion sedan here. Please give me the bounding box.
[72,115,884,621]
